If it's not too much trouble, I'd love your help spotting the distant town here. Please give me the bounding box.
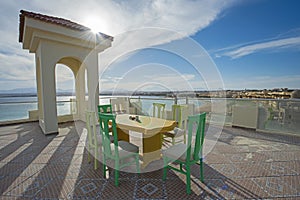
[0,88,299,99]
[101,88,300,99]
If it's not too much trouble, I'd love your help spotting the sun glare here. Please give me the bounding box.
[84,16,108,34]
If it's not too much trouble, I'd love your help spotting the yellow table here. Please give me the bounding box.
[115,114,177,168]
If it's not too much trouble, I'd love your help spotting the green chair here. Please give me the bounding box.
[163,112,206,194]
[98,104,112,114]
[85,110,100,170]
[98,112,140,186]
[152,103,166,118]
[163,104,189,145]
[98,104,114,134]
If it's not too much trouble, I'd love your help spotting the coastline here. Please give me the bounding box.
[0,88,298,99]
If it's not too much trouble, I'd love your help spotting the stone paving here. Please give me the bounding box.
[0,121,299,199]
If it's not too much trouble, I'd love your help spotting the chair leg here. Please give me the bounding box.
[115,169,119,186]
[88,145,91,163]
[94,148,98,170]
[200,158,204,183]
[103,156,107,178]
[186,164,191,194]
[135,155,140,173]
[115,160,119,186]
[162,157,167,181]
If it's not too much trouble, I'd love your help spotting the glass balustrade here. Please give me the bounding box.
[0,95,299,135]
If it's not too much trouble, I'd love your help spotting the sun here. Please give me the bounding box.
[83,16,108,34]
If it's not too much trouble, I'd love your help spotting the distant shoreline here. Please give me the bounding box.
[0,92,74,98]
[0,88,298,99]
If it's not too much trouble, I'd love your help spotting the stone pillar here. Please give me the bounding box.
[36,43,58,134]
[85,51,99,113]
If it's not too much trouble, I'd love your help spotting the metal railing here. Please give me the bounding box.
[0,99,75,122]
[0,95,299,135]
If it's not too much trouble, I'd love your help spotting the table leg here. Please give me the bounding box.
[141,133,162,168]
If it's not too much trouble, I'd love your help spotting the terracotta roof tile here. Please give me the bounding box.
[19,10,113,42]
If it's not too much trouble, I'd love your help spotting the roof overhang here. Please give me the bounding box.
[19,10,113,53]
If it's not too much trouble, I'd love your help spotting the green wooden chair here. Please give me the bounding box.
[152,103,166,118]
[85,110,100,170]
[98,104,112,114]
[163,112,206,194]
[163,104,189,145]
[98,112,140,186]
[98,104,114,134]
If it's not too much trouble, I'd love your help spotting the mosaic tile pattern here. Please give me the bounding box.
[0,122,299,199]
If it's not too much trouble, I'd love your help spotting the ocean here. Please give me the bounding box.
[0,95,75,122]
[0,94,189,122]
[0,92,207,122]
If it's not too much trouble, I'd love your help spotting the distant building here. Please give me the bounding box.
[291,90,300,99]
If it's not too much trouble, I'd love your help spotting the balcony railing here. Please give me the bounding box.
[0,95,299,135]
[0,99,75,122]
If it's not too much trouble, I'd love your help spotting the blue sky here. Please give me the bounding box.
[196,0,300,89]
[0,0,299,92]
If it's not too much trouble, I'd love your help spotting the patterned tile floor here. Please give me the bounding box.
[0,121,299,199]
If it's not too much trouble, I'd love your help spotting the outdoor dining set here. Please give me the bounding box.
[85,101,206,194]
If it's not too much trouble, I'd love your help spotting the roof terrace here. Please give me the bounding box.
[0,121,299,199]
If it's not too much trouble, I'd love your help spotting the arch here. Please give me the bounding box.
[55,63,76,116]
[55,56,88,121]
[19,10,113,134]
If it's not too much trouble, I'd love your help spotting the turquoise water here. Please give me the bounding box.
[0,96,75,121]
[0,94,202,122]
[0,95,180,122]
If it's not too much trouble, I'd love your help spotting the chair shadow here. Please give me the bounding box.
[200,163,261,199]
[164,162,261,199]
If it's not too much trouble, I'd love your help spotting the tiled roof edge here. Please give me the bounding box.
[19,10,113,42]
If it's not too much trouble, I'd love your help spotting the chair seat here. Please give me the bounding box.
[163,143,194,162]
[163,127,185,138]
[118,140,139,153]
[110,141,139,158]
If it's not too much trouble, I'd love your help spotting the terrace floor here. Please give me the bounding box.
[0,121,299,199]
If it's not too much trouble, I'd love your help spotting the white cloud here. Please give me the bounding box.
[0,53,35,81]
[216,36,300,59]
[0,0,235,90]
[99,60,215,91]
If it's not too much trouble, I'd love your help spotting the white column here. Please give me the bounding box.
[75,65,86,121]
[38,46,58,134]
[35,56,43,121]
[85,51,99,112]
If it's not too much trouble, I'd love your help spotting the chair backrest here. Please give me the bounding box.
[98,113,119,159]
[172,104,188,129]
[186,112,206,162]
[131,100,143,115]
[153,103,166,118]
[85,110,97,147]
[110,97,130,114]
[98,104,112,114]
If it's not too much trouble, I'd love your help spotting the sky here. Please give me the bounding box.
[0,0,300,93]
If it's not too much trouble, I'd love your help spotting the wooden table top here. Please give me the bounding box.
[116,114,177,136]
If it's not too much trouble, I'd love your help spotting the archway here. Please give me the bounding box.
[19,10,113,134]
[55,62,78,118]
